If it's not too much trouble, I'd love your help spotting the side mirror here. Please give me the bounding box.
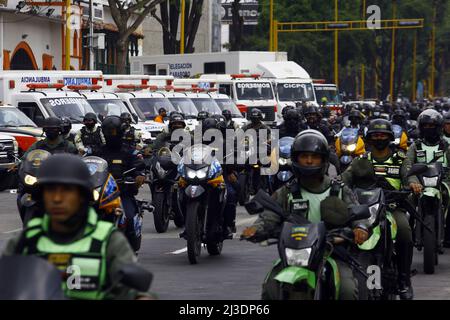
[348,204,371,222]
[244,200,264,215]
[407,163,428,177]
[132,113,139,123]
[119,264,153,292]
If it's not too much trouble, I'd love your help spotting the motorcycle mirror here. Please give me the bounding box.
[407,163,428,177]
[119,264,153,292]
[348,204,371,222]
[244,200,264,215]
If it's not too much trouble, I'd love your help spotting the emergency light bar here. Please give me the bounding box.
[67,85,102,91]
[116,84,149,90]
[173,87,187,92]
[26,83,65,90]
[313,79,326,84]
[230,74,261,79]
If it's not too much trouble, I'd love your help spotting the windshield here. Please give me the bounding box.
[279,137,294,157]
[89,99,130,118]
[191,98,222,115]
[314,86,341,104]
[0,108,36,127]
[341,128,359,144]
[130,98,175,121]
[40,97,95,123]
[168,97,199,119]
[277,83,315,102]
[215,99,243,118]
[235,82,274,100]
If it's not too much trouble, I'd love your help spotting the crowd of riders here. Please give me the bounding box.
[3,93,450,301]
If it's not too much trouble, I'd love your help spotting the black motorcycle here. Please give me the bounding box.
[149,147,184,233]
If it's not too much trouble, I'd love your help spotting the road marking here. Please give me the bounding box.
[3,227,22,234]
[168,247,188,255]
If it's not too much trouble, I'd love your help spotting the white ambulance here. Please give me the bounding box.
[0,71,102,133]
[199,74,278,126]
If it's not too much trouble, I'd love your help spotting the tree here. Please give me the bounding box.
[153,0,204,54]
[108,0,167,74]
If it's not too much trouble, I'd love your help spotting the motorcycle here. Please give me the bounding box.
[244,190,370,300]
[409,162,446,274]
[178,144,227,264]
[149,147,184,233]
[269,136,294,193]
[338,128,363,170]
[17,149,51,225]
[0,255,153,300]
[83,156,123,225]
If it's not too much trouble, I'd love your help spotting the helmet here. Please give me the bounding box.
[366,119,394,140]
[101,115,124,144]
[303,106,320,117]
[249,108,263,122]
[168,113,186,132]
[285,109,300,121]
[120,112,132,123]
[60,117,72,136]
[37,154,93,198]
[418,109,444,144]
[290,129,329,178]
[42,117,62,140]
[158,107,167,114]
[281,105,295,120]
[444,112,450,124]
[408,105,421,121]
[202,117,218,132]
[392,108,406,124]
[222,109,232,121]
[197,111,210,121]
[83,112,97,123]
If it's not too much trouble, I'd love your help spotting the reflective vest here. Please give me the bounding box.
[80,126,103,151]
[18,208,114,300]
[367,152,403,191]
[287,180,343,223]
[415,140,448,166]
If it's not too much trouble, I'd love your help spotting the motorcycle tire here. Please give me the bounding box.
[423,214,436,274]
[172,191,184,228]
[186,201,203,265]
[153,192,170,233]
[238,174,249,206]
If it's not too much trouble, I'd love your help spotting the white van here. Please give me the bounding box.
[313,81,343,114]
[199,74,277,126]
[161,90,199,131]
[208,91,247,128]
[0,71,102,133]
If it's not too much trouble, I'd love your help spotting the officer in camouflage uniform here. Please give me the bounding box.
[120,113,144,151]
[74,112,105,156]
[241,130,368,300]
[403,109,450,247]
[3,154,151,300]
[341,119,413,300]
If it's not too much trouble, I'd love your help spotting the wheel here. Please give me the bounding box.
[186,201,203,264]
[172,191,184,228]
[206,240,223,256]
[152,192,170,233]
[238,173,249,205]
[423,214,436,274]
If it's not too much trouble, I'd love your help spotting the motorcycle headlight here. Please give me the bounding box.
[279,158,289,166]
[423,176,439,187]
[186,167,208,179]
[93,188,101,201]
[394,138,400,145]
[345,144,356,152]
[186,167,197,179]
[285,248,311,267]
[24,174,37,186]
[367,203,380,226]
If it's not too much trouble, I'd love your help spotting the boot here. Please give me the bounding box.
[396,241,414,300]
[398,274,414,300]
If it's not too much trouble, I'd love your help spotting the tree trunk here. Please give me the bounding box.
[230,0,243,51]
[116,37,129,74]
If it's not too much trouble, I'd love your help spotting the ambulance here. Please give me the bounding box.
[256,61,318,119]
[100,75,173,141]
[199,74,278,126]
[0,71,102,134]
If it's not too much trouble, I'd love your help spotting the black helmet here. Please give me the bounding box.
[392,108,406,124]
[60,117,72,136]
[202,117,218,132]
[222,109,232,121]
[83,112,97,123]
[120,112,132,123]
[158,107,167,114]
[303,106,320,117]
[249,108,263,122]
[285,108,300,122]
[37,154,93,198]
[349,109,362,120]
[102,115,124,139]
[211,114,227,131]
[197,111,210,121]
[444,112,450,124]
[168,113,186,132]
[418,109,443,143]
[282,105,295,120]
[43,116,62,130]
[290,129,329,178]
[366,119,394,141]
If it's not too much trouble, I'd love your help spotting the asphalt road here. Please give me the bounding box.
[0,188,449,300]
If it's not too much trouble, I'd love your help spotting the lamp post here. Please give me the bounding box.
[180,0,186,54]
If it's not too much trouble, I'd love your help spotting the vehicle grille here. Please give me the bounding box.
[0,140,15,164]
[246,106,275,122]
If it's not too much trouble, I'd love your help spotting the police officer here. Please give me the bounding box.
[242,108,271,132]
[443,113,450,144]
[278,108,302,138]
[152,113,187,153]
[241,130,366,300]
[120,112,144,151]
[2,154,151,299]
[403,109,450,247]
[303,106,333,143]
[222,109,236,129]
[95,116,146,252]
[23,117,77,158]
[341,119,414,299]
[74,112,105,156]
[154,108,167,123]
[60,117,73,142]
[197,111,210,122]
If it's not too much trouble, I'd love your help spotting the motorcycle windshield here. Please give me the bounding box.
[279,137,294,158]
[392,124,402,139]
[23,149,51,176]
[341,128,359,144]
[178,144,222,178]
[279,221,326,250]
[83,156,109,189]
[354,188,382,206]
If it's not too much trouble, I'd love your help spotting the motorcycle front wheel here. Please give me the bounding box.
[153,192,170,233]
[423,214,436,274]
[186,201,204,264]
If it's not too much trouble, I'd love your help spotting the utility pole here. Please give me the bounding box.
[65,0,71,70]
[389,0,396,103]
[334,0,339,86]
[89,0,94,70]
[412,31,417,102]
[180,0,186,54]
[269,0,274,51]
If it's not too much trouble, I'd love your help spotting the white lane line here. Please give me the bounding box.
[167,247,188,255]
[3,227,22,234]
